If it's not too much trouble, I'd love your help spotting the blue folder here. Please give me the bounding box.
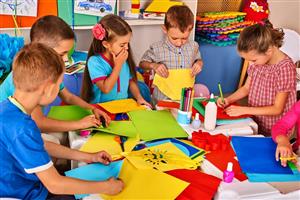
[65,161,123,199]
[231,137,293,174]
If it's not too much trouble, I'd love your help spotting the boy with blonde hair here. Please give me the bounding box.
[0,43,123,199]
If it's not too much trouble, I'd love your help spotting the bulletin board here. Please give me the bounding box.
[0,0,57,28]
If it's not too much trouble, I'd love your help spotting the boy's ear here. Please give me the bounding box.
[43,82,55,98]
[161,25,168,34]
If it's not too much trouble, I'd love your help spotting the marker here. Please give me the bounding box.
[218,82,224,104]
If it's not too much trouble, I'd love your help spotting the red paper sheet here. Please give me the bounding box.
[202,101,251,120]
[167,169,221,200]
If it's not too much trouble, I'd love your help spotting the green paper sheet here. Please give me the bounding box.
[128,110,188,141]
[89,121,138,137]
[48,105,92,121]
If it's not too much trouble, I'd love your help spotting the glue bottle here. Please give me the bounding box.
[192,113,201,129]
[204,93,217,130]
[223,162,234,183]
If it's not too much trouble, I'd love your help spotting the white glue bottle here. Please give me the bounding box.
[204,93,217,131]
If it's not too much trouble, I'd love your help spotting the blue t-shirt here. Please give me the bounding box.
[0,72,65,102]
[0,97,52,199]
[88,54,132,103]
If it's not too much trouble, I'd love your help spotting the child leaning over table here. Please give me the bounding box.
[0,43,123,200]
[139,5,204,104]
[272,100,300,167]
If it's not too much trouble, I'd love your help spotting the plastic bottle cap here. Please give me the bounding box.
[209,93,215,102]
[227,162,233,171]
[195,113,199,120]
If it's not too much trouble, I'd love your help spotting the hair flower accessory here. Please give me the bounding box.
[92,24,106,40]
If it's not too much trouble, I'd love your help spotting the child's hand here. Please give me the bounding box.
[89,151,112,165]
[92,108,111,127]
[79,115,100,129]
[113,49,128,68]
[225,105,247,116]
[104,177,124,195]
[153,63,169,78]
[191,60,203,77]
[276,135,295,167]
[137,97,152,109]
[217,97,230,108]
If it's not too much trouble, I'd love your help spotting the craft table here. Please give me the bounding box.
[68,131,300,200]
[196,42,243,95]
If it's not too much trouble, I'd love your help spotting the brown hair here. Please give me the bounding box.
[13,43,64,92]
[81,14,137,102]
[164,5,194,33]
[237,19,284,53]
[30,15,75,48]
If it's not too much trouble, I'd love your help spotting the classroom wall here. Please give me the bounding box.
[268,0,300,33]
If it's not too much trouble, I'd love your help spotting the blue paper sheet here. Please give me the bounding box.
[65,161,123,199]
[247,173,300,182]
[145,138,203,158]
[231,137,293,174]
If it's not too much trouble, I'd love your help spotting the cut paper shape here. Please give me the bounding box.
[145,138,205,159]
[167,169,221,200]
[231,137,293,174]
[65,161,123,199]
[98,98,146,114]
[80,133,138,160]
[102,159,189,199]
[128,110,188,141]
[125,142,199,171]
[48,105,92,121]
[153,69,195,100]
[192,131,230,151]
[89,120,138,137]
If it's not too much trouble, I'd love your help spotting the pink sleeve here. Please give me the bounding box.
[271,101,300,142]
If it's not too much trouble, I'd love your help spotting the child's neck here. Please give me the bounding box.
[102,51,113,62]
[267,48,285,65]
[13,91,39,115]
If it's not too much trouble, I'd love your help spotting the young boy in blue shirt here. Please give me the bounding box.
[139,5,204,103]
[0,43,123,199]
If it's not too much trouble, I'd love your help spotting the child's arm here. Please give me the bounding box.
[129,80,152,108]
[272,102,299,166]
[32,107,100,132]
[59,88,111,124]
[191,59,203,77]
[95,50,127,93]
[139,61,169,78]
[36,166,123,195]
[225,91,289,116]
[44,141,111,164]
[217,77,251,108]
[274,135,294,167]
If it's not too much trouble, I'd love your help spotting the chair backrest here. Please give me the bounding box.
[280,29,300,63]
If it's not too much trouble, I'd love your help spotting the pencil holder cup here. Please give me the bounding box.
[177,110,190,125]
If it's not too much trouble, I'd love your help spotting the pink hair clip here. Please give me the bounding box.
[92,23,106,40]
[258,21,265,26]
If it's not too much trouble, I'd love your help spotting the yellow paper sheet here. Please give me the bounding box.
[80,133,139,160]
[98,98,146,114]
[125,142,199,171]
[101,159,189,200]
[153,69,195,100]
